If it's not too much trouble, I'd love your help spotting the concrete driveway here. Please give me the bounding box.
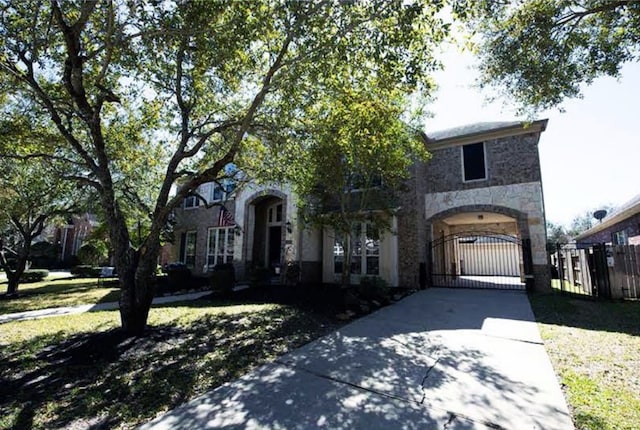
[141,288,574,429]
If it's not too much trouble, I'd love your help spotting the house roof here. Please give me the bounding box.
[422,119,548,149]
[574,193,640,241]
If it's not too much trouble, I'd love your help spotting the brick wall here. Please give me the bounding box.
[577,213,640,244]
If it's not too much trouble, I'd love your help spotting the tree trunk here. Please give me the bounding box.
[4,256,27,296]
[6,273,19,296]
[118,246,159,336]
[341,229,352,288]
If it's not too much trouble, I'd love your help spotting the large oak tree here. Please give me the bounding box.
[0,0,448,335]
[453,0,640,112]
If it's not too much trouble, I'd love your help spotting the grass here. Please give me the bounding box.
[529,293,640,430]
[0,290,344,430]
[550,279,593,296]
[0,277,120,314]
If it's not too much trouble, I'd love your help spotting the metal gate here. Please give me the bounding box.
[427,232,532,290]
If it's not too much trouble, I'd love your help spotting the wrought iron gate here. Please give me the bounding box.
[427,232,532,290]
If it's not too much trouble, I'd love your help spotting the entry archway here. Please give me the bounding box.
[426,206,533,290]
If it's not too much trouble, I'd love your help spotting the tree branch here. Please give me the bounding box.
[555,1,638,27]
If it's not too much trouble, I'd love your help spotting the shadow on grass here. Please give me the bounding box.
[529,291,640,336]
[158,283,350,315]
[0,303,340,429]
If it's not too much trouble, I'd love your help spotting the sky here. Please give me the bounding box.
[426,45,640,228]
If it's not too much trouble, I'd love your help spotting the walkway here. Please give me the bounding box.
[0,291,211,324]
[141,288,574,429]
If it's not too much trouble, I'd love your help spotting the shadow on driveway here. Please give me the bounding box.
[142,288,574,429]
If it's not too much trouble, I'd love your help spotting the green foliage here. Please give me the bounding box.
[70,265,103,278]
[250,267,273,288]
[0,0,450,331]
[209,264,236,295]
[77,241,109,266]
[358,276,390,302]
[19,269,49,283]
[29,242,60,269]
[453,0,640,112]
[165,263,192,292]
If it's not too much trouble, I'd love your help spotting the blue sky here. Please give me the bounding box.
[426,46,640,227]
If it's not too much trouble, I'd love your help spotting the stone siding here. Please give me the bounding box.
[423,183,547,266]
[422,133,542,194]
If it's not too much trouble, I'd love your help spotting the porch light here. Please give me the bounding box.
[286,221,292,234]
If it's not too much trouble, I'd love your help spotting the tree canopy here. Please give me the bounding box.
[288,82,429,286]
[0,0,449,334]
[0,156,82,295]
[453,0,640,112]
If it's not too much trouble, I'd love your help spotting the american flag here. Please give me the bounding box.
[218,205,235,227]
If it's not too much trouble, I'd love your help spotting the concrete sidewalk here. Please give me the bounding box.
[0,291,211,324]
[141,288,574,429]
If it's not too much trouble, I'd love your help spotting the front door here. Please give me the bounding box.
[268,226,282,272]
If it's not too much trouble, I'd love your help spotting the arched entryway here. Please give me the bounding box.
[243,191,287,276]
[426,206,533,290]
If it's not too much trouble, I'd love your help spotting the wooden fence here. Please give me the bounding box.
[609,245,640,299]
[552,244,639,300]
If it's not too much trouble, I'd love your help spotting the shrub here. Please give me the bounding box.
[250,267,272,288]
[77,241,109,266]
[20,269,49,283]
[209,263,236,295]
[70,265,102,278]
[165,262,192,292]
[358,276,389,302]
[284,261,300,286]
[30,242,60,269]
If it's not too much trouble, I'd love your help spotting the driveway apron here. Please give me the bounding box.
[141,288,574,429]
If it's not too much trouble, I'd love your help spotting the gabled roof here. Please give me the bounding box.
[422,119,548,149]
[574,193,640,241]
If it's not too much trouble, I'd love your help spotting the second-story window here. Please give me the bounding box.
[210,183,224,203]
[183,195,200,209]
[462,142,487,182]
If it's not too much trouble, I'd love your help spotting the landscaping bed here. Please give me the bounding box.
[529,293,640,430]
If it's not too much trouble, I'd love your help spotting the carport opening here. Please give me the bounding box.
[428,211,526,290]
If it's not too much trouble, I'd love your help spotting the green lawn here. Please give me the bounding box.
[0,277,120,314]
[0,297,342,429]
[529,293,640,430]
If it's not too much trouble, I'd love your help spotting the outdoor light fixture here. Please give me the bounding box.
[285,221,292,234]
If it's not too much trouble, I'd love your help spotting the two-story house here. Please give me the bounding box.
[169,120,550,292]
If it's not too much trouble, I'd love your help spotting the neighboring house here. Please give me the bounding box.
[53,213,99,264]
[574,194,640,245]
[170,120,550,291]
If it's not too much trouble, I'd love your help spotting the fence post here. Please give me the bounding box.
[556,243,564,292]
[522,238,534,292]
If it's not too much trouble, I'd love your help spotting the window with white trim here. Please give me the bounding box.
[333,223,380,276]
[612,230,628,245]
[462,142,487,182]
[183,231,197,267]
[207,227,234,267]
[183,195,200,209]
[209,182,225,203]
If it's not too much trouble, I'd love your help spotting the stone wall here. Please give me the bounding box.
[423,183,547,266]
[422,133,542,194]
